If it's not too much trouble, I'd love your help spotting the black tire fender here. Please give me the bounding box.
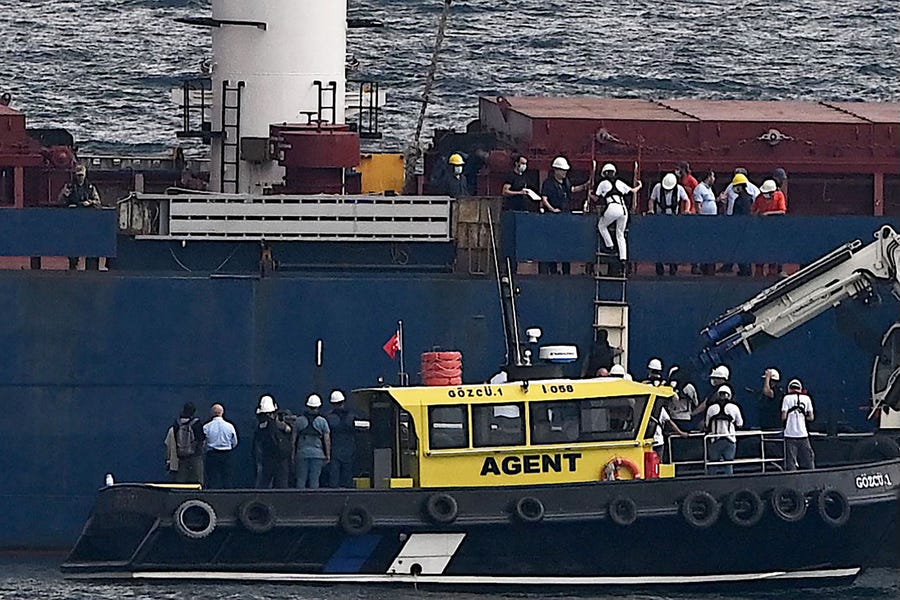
[424,493,458,524]
[237,500,276,534]
[174,499,217,539]
[681,490,720,529]
[513,496,545,523]
[770,487,807,522]
[725,488,765,527]
[608,496,638,526]
[340,504,374,536]
[816,488,851,527]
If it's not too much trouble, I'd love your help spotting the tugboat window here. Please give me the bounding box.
[472,403,525,447]
[429,405,469,449]
[530,396,648,444]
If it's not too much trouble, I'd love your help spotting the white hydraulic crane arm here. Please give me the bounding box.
[700,225,900,365]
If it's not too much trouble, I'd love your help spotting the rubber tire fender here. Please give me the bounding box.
[724,488,765,527]
[770,487,807,522]
[424,493,459,524]
[608,496,638,526]
[816,488,851,528]
[513,496,545,523]
[237,500,276,534]
[174,499,217,540]
[338,504,374,536]
[681,490,720,529]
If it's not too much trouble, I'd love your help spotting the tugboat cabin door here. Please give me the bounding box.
[356,390,419,488]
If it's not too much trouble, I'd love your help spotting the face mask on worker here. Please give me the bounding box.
[453,166,463,176]
[515,162,527,175]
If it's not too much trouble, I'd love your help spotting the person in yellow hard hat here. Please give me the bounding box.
[718,169,758,276]
[442,153,470,198]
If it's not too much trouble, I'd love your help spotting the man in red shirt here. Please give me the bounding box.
[752,179,787,276]
[675,162,699,214]
[752,179,787,215]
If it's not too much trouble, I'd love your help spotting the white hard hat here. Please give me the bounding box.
[710,365,730,380]
[330,390,345,404]
[760,179,778,194]
[609,364,626,377]
[551,156,570,170]
[306,394,322,408]
[647,358,662,371]
[763,369,781,382]
[717,385,733,398]
[788,378,803,390]
[256,394,277,414]
[662,173,677,190]
[601,163,616,175]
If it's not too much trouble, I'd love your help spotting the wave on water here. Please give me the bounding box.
[1,0,898,153]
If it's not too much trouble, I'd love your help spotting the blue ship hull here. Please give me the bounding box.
[0,214,897,549]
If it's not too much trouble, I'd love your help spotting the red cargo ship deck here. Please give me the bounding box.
[478,97,900,215]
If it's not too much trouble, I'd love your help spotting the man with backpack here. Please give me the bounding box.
[705,385,744,475]
[782,378,816,470]
[253,395,294,488]
[295,394,331,489]
[170,402,205,484]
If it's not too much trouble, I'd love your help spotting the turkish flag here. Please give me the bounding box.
[382,331,401,359]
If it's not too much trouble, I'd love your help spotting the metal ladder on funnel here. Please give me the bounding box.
[220,80,244,193]
[593,237,629,372]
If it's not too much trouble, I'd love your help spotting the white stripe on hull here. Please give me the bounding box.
[67,567,861,585]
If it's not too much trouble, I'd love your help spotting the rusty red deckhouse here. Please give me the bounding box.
[478,97,900,215]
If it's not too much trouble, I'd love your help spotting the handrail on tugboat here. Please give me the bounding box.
[668,429,786,475]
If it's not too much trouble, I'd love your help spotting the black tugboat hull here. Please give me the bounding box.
[62,460,900,589]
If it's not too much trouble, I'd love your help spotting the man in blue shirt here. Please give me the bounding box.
[203,403,238,488]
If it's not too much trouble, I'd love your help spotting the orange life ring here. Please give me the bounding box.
[602,457,642,481]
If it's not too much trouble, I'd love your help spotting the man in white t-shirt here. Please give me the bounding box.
[781,378,815,470]
[653,398,689,461]
[705,385,743,475]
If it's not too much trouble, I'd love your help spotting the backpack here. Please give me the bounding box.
[175,418,199,459]
[273,422,294,460]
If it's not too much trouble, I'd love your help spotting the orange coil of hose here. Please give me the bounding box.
[421,351,463,386]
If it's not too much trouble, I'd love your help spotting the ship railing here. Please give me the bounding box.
[667,429,785,476]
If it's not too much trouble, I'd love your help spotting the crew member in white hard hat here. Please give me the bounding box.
[253,394,294,489]
[693,364,731,426]
[594,162,641,276]
[643,358,664,386]
[648,172,689,276]
[759,368,784,430]
[608,363,633,381]
[295,394,331,489]
[752,179,787,277]
[781,379,815,470]
[538,156,590,275]
[323,390,358,488]
[705,385,744,475]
